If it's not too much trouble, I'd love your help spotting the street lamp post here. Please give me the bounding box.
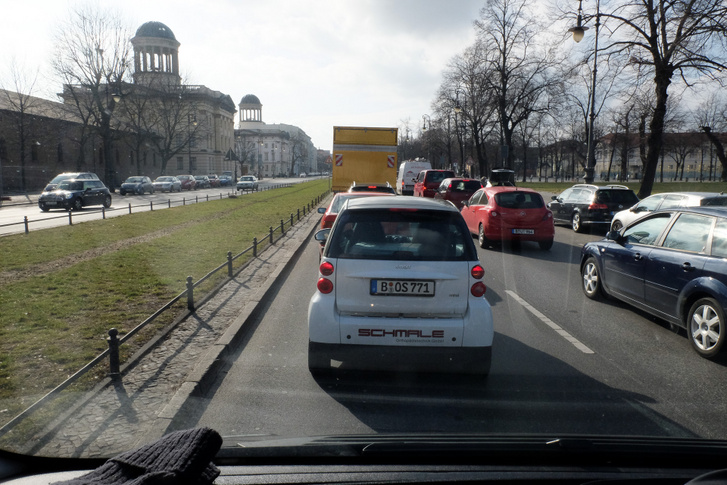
[570,0,601,184]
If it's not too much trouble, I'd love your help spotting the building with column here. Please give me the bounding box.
[235,94,315,178]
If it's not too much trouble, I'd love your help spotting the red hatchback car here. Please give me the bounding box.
[434,178,483,209]
[460,186,554,250]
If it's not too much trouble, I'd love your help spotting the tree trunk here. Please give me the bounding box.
[638,71,671,199]
[701,127,727,181]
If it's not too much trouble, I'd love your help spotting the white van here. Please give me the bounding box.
[397,159,431,195]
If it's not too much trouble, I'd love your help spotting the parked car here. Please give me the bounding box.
[177,175,197,190]
[610,191,727,231]
[461,186,554,250]
[347,182,396,194]
[196,175,211,189]
[42,172,99,192]
[207,174,221,188]
[309,196,493,375]
[38,179,112,212]
[413,169,456,197]
[237,175,259,191]
[581,207,727,359]
[152,176,182,193]
[219,171,234,186]
[433,178,483,209]
[119,176,154,195]
[548,184,639,233]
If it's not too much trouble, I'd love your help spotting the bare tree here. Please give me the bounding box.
[597,0,727,197]
[474,0,560,169]
[694,92,727,180]
[0,60,41,192]
[51,4,133,191]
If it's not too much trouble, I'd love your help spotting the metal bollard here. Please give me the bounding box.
[107,328,121,379]
[102,207,106,219]
[68,211,73,226]
[253,237,258,257]
[24,216,29,234]
[186,276,195,311]
[128,203,132,214]
[168,199,171,208]
[150,201,153,211]
[269,226,274,244]
[290,213,294,227]
[227,251,233,278]
[297,209,300,221]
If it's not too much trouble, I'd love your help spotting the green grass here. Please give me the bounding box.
[0,180,329,422]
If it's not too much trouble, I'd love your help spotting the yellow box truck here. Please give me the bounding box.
[332,126,398,192]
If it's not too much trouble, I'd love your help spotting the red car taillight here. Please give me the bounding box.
[471,282,487,297]
[471,264,485,279]
[317,278,333,294]
[542,211,553,221]
[471,264,486,296]
[319,261,334,276]
[318,261,334,293]
[588,203,608,210]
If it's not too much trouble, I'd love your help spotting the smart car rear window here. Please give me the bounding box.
[327,208,476,261]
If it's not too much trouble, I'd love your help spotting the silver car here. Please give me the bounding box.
[611,192,727,231]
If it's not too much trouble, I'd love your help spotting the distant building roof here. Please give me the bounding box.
[240,94,261,105]
[134,21,177,41]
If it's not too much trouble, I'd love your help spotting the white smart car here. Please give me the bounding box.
[308,196,494,375]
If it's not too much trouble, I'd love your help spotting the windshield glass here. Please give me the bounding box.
[3,0,727,476]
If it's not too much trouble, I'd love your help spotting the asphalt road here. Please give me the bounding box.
[190,222,727,441]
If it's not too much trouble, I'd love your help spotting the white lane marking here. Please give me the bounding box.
[506,290,594,354]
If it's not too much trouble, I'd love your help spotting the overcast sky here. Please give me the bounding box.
[1,0,485,151]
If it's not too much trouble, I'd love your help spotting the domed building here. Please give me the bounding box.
[130,21,181,86]
[235,94,315,178]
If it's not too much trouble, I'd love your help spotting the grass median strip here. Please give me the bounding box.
[0,180,328,423]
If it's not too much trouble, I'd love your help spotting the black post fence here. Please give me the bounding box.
[0,186,331,439]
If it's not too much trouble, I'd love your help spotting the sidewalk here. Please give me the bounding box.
[19,203,324,458]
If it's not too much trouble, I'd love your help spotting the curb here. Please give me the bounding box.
[137,210,323,444]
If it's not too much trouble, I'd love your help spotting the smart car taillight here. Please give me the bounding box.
[319,261,334,276]
[317,277,333,294]
[471,281,487,297]
[471,265,485,279]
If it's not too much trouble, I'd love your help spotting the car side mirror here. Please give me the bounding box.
[463,200,469,207]
[314,228,330,243]
[317,207,326,214]
[606,230,625,244]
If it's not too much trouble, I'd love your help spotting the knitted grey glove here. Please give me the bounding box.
[52,427,222,485]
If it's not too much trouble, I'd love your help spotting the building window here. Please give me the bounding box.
[177,157,184,170]
[31,143,39,162]
[190,157,197,171]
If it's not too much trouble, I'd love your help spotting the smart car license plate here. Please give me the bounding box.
[370,279,435,296]
[512,228,534,235]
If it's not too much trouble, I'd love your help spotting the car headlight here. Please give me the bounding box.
[64,192,74,199]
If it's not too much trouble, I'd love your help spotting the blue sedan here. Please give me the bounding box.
[580,207,727,359]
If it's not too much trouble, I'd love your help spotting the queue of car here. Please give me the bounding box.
[310,172,727,376]
[36,171,254,212]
